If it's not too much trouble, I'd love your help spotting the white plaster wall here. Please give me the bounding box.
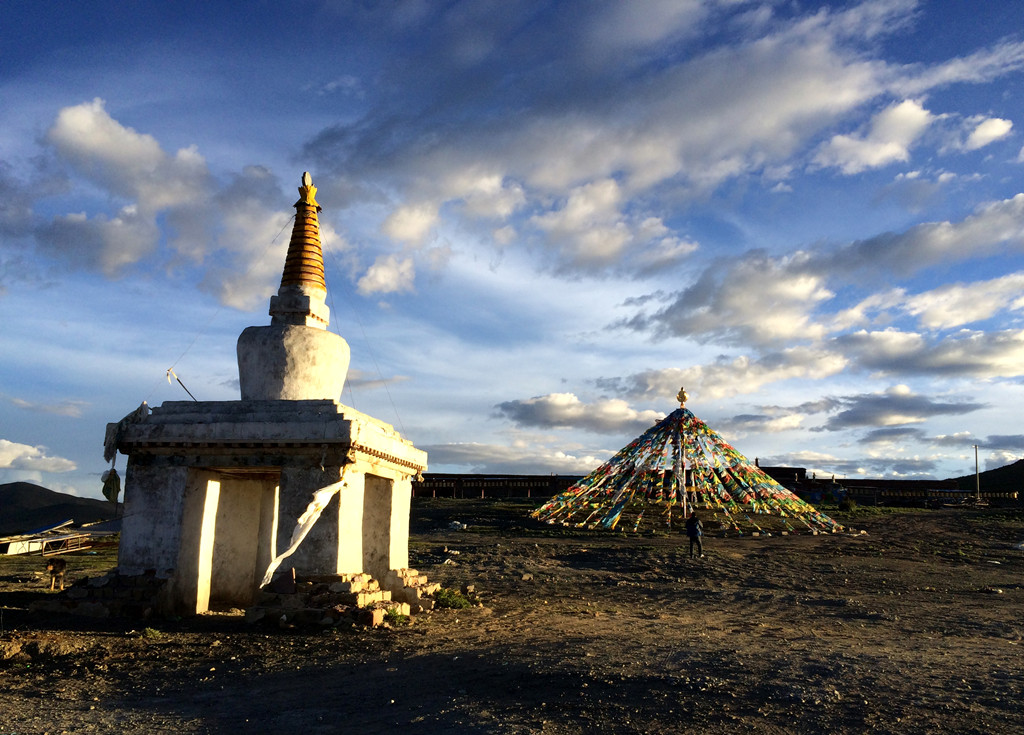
[275,466,345,575]
[236,324,351,401]
[361,474,393,581]
[336,472,365,574]
[174,471,221,615]
[388,475,412,572]
[210,477,269,606]
[254,482,280,590]
[118,463,190,576]
[114,403,425,602]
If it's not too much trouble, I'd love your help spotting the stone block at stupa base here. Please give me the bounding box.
[399,583,441,604]
[384,568,423,590]
[329,579,365,594]
[385,601,411,617]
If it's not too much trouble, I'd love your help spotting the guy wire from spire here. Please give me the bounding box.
[142,214,297,404]
[321,243,408,436]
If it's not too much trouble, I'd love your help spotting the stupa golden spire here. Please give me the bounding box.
[279,171,327,292]
[238,171,351,400]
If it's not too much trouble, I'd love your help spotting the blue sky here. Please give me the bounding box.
[2,0,1024,500]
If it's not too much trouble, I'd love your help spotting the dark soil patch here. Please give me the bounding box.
[1,501,1022,734]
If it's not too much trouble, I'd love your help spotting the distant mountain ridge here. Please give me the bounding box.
[0,482,117,536]
[950,458,1024,495]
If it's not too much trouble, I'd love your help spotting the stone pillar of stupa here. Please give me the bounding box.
[236,172,351,400]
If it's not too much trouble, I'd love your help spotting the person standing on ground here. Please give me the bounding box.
[685,511,704,558]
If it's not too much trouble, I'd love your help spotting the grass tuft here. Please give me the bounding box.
[434,587,472,609]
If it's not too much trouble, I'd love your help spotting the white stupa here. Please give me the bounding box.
[106,173,427,615]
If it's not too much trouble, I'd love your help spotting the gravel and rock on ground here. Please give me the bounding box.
[1,498,1022,734]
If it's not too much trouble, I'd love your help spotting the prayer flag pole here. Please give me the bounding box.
[677,387,689,519]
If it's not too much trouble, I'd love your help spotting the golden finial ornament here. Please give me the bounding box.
[676,387,689,407]
[298,170,320,209]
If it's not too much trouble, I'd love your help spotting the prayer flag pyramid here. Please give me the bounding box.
[533,389,842,535]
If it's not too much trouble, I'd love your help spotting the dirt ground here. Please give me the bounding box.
[1,499,1022,734]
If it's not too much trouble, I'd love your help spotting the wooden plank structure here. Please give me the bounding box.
[0,519,93,556]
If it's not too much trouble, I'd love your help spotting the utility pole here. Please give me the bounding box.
[973,444,980,502]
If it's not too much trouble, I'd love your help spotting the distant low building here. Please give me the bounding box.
[414,459,1021,506]
[753,459,1017,506]
[413,473,580,499]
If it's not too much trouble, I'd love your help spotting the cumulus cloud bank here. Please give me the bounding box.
[22,101,340,310]
[495,393,663,435]
[820,385,985,431]
[4,0,1024,485]
[0,439,76,473]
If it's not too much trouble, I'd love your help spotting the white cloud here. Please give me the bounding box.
[448,170,526,219]
[770,449,849,468]
[313,75,363,97]
[37,206,160,276]
[836,328,924,367]
[10,0,1024,504]
[895,40,1024,95]
[686,348,849,399]
[356,254,416,295]
[599,348,848,403]
[821,384,984,430]
[839,328,1024,378]
[823,194,1024,278]
[46,98,167,188]
[584,0,707,55]
[530,178,631,265]
[524,180,700,272]
[0,162,37,238]
[201,215,292,310]
[858,426,926,447]
[822,0,918,40]
[28,104,349,322]
[814,100,934,174]
[833,272,1024,331]
[381,202,439,245]
[932,431,975,447]
[302,3,1024,291]
[829,289,906,331]
[197,166,330,310]
[424,441,605,474]
[317,1,946,277]
[519,24,887,194]
[45,98,208,211]
[496,392,662,435]
[9,397,89,417]
[984,449,1022,470]
[632,233,700,273]
[719,412,805,436]
[900,272,1024,329]
[493,225,516,246]
[0,439,77,473]
[346,369,410,391]
[37,106,341,306]
[631,249,833,345]
[963,116,1013,150]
